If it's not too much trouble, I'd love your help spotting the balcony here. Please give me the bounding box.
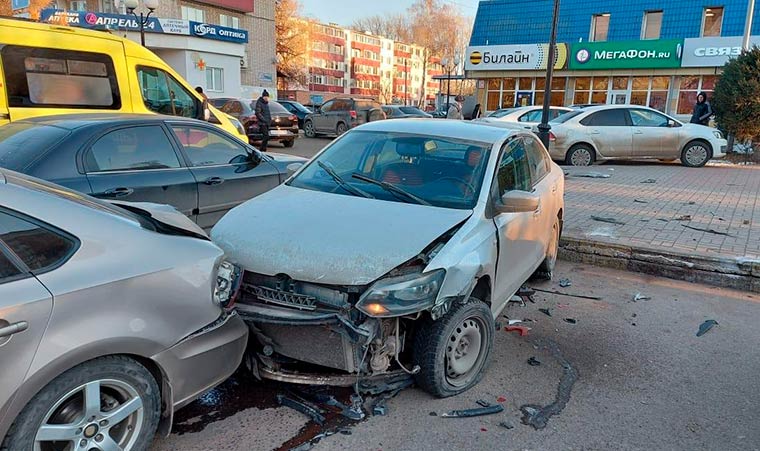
[192,0,254,13]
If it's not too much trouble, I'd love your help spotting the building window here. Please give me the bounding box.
[677,75,717,114]
[590,14,610,42]
[181,5,205,23]
[702,7,724,37]
[69,0,87,11]
[219,14,240,29]
[642,10,663,39]
[100,0,118,13]
[206,67,223,92]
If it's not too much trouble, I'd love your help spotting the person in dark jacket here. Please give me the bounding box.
[255,90,272,151]
[690,91,713,126]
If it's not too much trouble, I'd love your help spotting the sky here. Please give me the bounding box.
[300,0,480,28]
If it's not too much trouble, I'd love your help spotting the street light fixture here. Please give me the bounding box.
[119,0,158,47]
[441,52,460,112]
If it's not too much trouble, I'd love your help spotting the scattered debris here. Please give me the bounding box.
[480,427,488,432]
[632,293,652,302]
[429,411,437,416]
[556,303,570,309]
[517,286,537,303]
[532,287,603,301]
[656,218,669,222]
[508,295,526,307]
[277,394,326,425]
[507,319,525,326]
[572,172,611,179]
[697,319,718,337]
[441,404,504,418]
[686,201,696,205]
[631,323,637,326]
[633,199,648,204]
[497,396,507,403]
[372,403,387,416]
[499,421,515,430]
[743,220,751,225]
[681,224,733,237]
[339,429,352,435]
[476,399,492,408]
[632,313,637,318]
[505,325,530,336]
[538,308,553,317]
[527,357,542,366]
[590,215,625,225]
[641,179,657,184]
[675,215,692,221]
[559,278,572,288]
[563,318,578,325]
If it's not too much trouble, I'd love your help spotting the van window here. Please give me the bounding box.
[137,67,198,119]
[1,46,120,109]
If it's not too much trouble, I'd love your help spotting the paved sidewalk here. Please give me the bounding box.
[561,162,760,290]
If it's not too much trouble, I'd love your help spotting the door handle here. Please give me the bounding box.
[0,321,28,338]
[102,187,134,197]
[551,184,557,193]
[203,177,225,186]
[634,130,644,134]
[590,129,601,135]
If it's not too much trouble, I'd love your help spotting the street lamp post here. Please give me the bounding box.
[537,0,561,149]
[441,53,461,111]
[743,0,756,51]
[123,0,158,47]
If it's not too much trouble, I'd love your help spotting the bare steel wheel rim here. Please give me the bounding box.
[34,379,144,451]
[571,148,592,166]
[445,316,487,388]
[684,144,708,166]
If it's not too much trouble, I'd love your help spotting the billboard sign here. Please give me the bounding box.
[465,43,568,71]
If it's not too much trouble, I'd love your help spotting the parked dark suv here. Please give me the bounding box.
[216,98,299,148]
[303,98,385,137]
[278,99,312,129]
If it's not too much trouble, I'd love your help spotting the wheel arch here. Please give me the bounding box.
[470,275,492,308]
[683,138,713,154]
[566,141,598,161]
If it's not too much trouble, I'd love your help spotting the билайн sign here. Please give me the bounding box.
[569,39,683,70]
[465,43,568,71]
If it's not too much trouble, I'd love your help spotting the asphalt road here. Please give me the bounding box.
[269,135,329,159]
[152,261,760,451]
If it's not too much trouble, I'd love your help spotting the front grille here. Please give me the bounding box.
[245,284,317,311]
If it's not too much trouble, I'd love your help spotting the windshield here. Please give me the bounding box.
[0,123,70,171]
[290,102,312,113]
[399,107,423,114]
[551,110,584,124]
[288,131,491,210]
[488,108,516,118]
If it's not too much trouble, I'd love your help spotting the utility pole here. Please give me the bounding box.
[537,0,561,149]
[743,0,756,51]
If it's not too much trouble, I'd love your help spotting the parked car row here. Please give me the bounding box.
[212,98,300,148]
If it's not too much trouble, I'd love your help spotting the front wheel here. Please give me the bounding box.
[283,139,295,148]
[413,297,494,398]
[533,215,561,280]
[336,122,348,136]
[2,356,161,451]
[681,140,711,167]
[304,120,316,138]
[565,144,595,166]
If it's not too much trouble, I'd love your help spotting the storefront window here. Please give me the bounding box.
[677,75,714,114]
[651,76,669,90]
[612,76,629,90]
[630,91,647,106]
[592,77,608,90]
[487,91,501,111]
[488,79,500,90]
[575,77,591,91]
[574,91,590,105]
[502,78,516,90]
[701,76,717,91]
[535,78,545,90]
[551,77,566,91]
[501,92,515,109]
[680,76,700,90]
[517,78,532,90]
[591,91,606,104]
[632,77,649,90]
[649,91,668,112]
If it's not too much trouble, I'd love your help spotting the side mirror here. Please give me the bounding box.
[496,190,540,214]
[286,162,304,178]
[667,119,677,128]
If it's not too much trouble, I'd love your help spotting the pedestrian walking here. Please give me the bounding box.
[690,91,713,126]
[255,90,272,151]
[447,95,465,120]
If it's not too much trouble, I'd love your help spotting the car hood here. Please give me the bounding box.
[265,152,308,165]
[109,200,209,239]
[211,185,472,285]
[680,123,718,137]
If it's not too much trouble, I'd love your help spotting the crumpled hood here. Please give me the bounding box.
[109,200,209,239]
[211,185,472,285]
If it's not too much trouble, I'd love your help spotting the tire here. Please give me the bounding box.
[304,120,316,138]
[283,139,295,148]
[336,122,348,136]
[2,356,161,451]
[413,297,495,398]
[565,144,595,166]
[681,140,712,167]
[533,215,561,280]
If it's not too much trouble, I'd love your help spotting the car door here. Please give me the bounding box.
[628,108,681,158]
[313,100,334,132]
[169,123,281,229]
[491,137,543,311]
[0,209,67,419]
[83,124,199,221]
[523,135,559,247]
[580,108,633,158]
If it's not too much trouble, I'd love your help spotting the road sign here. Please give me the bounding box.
[12,0,30,10]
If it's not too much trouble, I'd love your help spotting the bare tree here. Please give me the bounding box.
[352,14,410,41]
[275,0,311,89]
[0,0,55,19]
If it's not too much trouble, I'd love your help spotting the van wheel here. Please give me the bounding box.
[304,120,316,138]
[283,139,295,148]
[681,140,711,167]
[565,144,595,166]
[1,356,161,451]
[336,122,348,136]
[413,297,494,398]
[533,215,561,280]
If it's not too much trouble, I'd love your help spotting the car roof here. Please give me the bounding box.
[13,113,208,130]
[357,119,518,143]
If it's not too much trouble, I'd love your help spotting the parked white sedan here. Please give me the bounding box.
[476,106,574,130]
[212,119,564,397]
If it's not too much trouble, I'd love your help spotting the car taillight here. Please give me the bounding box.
[549,132,556,142]
[349,110,357,119]
[214,260,241,310]
[289,115,297,122]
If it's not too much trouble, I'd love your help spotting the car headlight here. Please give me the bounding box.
[213,260,241,308]
[713,130,723,139]
[356,269,445,317]
[230,118,246,136]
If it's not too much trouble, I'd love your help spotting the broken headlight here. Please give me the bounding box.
[213,260,240,309]
[356,269,445,317]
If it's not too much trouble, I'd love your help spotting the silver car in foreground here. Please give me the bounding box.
[212,119,564,397]
[0,169,248,450]
[546,105,727,167]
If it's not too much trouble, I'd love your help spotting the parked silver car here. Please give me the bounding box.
[546,105,727,167]
[212,119,564,397]
[477,106,573,130]
[0,169,248,450]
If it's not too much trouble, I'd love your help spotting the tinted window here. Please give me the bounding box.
[0,123,70,171]
[85,126,181,172]
[519,110,543,122]
[400,107,423,114]
[222,101,244,115]
[550,109,568,120]
[382,107,393,117]
[137,67,198,118]
[629,109,669,127]
[495,138,531,199]
[0,209,77,274]
[171,125,250,166]
[0,247,24,283]
[582,109,629,126]
[332,99,352,111]
[551,110,583,124]
[267,101,290,114]
[2,46,120,109]
[524,136,551,182]
[320,100,334,112]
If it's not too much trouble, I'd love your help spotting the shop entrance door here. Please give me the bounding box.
[609,91,628,105]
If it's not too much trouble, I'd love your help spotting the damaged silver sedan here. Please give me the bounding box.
[212,119,564,397]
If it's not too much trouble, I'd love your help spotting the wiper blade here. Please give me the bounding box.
[317,161,373,199]
[351,173,431,206]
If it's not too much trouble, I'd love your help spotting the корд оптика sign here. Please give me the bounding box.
[569,39,683,70]
[39,9,248,44]
[465,43,568,71]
